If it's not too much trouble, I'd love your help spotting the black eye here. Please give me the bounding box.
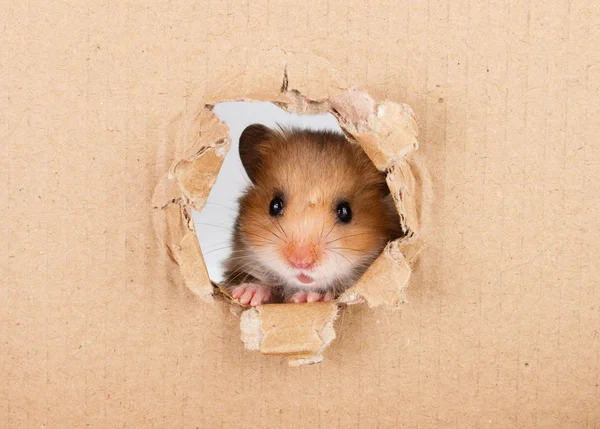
[335,201,352,223]
[269,196,284,216]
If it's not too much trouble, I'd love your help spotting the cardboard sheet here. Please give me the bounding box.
[2,0,599,427]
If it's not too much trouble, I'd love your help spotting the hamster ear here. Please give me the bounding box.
[239,124,275,183]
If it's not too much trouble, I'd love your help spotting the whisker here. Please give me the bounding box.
[263,225,283,242]
[204,202,239,212]
[222,256,281,287]
[324,222,336,239]
[225,262,257,280]
[275,216,288,238]
[194,222,233,230]
[224,267,258,287]
[201,246,234,256]
[240,239,277,248]
[199,240,236,249]
[325,232,372,244]
[198,221,282,246]
[328,247,364,252]
[217,255,248,264]
[214,249,246,255]
[248,221,284,243]
[261,207,288,239]
[242,229,277,244]
[223,259,261,279]
[325,248,352,265]
[207,255,250,264]
[267,218,286,240]
[223,254,282,267]
[237,271,255,286]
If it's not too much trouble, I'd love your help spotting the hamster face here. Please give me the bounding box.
[229,125,404,297]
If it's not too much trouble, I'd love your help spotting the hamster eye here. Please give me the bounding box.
[335,201,352,223]
[269,196,284,217]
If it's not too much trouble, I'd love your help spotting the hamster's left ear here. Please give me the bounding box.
[238,124,276,184]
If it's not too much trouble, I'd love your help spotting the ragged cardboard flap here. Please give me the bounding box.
[174,145,229,212]
[386,156,423,239]
[157,86,425,364]
[330,87,419,171]
[241,303,338,366]
[159,204,214,301]
[343,240,413,308]
[151,105,232,301]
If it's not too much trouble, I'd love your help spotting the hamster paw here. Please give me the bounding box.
[230,283,272,306]
[288,291,334,303]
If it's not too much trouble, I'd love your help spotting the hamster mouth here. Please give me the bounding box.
[296,273,314,284]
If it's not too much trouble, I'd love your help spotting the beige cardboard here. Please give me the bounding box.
[3,0,599,427]
[241,303,338,366]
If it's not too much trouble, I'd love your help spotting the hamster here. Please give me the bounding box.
[223,123,405,306]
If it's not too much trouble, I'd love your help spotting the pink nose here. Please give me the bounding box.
[286,245,315,269]
[289,259,314,269]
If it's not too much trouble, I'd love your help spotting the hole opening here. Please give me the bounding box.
[191,99,406,306]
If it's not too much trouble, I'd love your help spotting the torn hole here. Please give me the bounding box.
[194,101,407,306]
[158,88,425,364]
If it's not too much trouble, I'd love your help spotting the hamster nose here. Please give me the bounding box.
[289,259,314,269]
[285,245,316,269]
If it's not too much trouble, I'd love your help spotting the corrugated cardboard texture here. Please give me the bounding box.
[2,1,599,428]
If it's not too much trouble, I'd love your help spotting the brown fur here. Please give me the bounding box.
[223,124,404,302]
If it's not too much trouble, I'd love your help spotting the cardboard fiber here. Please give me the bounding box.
[2,0,599,427]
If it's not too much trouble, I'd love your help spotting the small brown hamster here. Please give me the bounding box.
[223,124,404,306]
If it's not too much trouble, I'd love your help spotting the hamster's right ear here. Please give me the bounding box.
[239,124,275,183]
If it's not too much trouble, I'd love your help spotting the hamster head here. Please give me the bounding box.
[235,124,404,295]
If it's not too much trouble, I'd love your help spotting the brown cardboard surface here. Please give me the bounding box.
[2,1,599,428]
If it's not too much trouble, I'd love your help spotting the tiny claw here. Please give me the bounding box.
[307,292,322,303]
[289,291,334,303]
[250,287,271,306]
[289,292,308,303]
[239,288,254,305]
[231,286,244,299]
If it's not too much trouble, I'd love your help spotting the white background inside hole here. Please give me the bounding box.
[193,101,342,282]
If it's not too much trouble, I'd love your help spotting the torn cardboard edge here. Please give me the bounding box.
[241,302,339,366]
[152,86,427,365]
